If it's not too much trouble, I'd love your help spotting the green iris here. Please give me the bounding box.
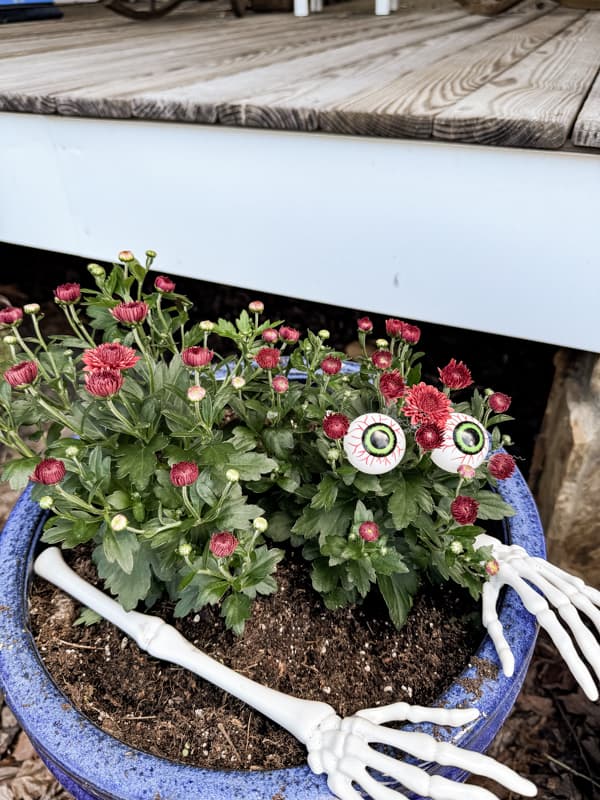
[453,421,484,454]
[362,424,396,457]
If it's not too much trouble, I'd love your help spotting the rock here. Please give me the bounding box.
[530,350,600,586]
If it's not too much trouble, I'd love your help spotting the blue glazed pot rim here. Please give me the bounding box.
[0,455,544,799]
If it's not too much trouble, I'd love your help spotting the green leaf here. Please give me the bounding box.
[310,475,339,511]
[378,571,419,629]
[102,529,139,574]
[106,490,130,510]
[311,558,342,594]
[292,503,354,541]
[388,475,419,530]
[265,511,292,542]
[473,490,516,520]
[94,542,153,610]
[347,559,375,597]
[239,546,283,590]
[221,593,252,636]
[116,443,157,491]
[1,457,39,490]
[199,443,276,481]
[261,428,295,460]
[74,608,102,627]
[229,426,258,453]
[487,414,514,426]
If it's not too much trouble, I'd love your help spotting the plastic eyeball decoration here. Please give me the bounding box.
[343,413,406,475]
[430,412,490,473]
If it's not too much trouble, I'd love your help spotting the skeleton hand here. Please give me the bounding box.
[307,702,536,800]
[475,533,600,701]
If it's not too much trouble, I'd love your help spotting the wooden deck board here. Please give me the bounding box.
[0,0,598,151]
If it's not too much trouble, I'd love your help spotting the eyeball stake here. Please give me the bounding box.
[344,413,406,475]
[431,413,490,473]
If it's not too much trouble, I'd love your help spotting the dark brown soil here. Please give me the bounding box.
[30,548,482,771]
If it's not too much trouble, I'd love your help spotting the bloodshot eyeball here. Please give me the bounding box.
[343,413,406,475]
[430,412,490,473]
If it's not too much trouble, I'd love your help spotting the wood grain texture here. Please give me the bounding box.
[433,11,600,147]
[320,1,573,137]
[0,0,598,151]
[456,0,523,15]
[572,68,600,147]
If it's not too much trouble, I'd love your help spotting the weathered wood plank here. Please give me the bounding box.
[572,67,600,147]
[319,2,575,137]
[434,12,600,147]
[218,11,523,128]
[456,0,523,14]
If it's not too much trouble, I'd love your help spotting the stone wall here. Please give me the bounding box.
[530,350,600,587]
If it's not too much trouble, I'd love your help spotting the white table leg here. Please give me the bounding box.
[310,0,323,10]
[375,0,391,14]
[295,0,310,15]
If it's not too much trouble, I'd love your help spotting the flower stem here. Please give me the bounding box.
[67,305,96,347]
[107,399,138,437]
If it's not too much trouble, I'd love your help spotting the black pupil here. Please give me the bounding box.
[454,422,484,454]
[362,424,396,456]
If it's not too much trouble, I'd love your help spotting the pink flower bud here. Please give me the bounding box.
[170,461,199,487]
[322,413,350,440]
[488,392,512,413]
[118,250,135,262]
[110,301,149,324]
[385,319,404,338]
[488,453,516,480]
[321,356,342,376]
[415,423,443,450]
[209,531,238,558]
[357,316,373,333]
[450,496,479,526]
[358,521,380,542]
[279,326,300,344]
[256,347,281,370]
[379,370,405,402]
[54,283,81,304]
[371,350,393,370]
[457,464,476,479]
[4,361,38,388]
[272,375,289,394]
[248,301,264,314]
[261,328,279,344]
[0,307,23,326]
[181,346,214,368]
[154,275,176,293]
[85,368,124,397]
[31,458,66,485]
[438,359,473,390]
[402,324,421,345]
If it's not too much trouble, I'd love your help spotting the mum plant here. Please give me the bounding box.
[3,251,600,800]
[0,251,519,636]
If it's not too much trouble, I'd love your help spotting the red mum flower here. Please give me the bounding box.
[379,370,405,402]
[357,317,373,333]
[54,283,81,304]
[322,412,350,440]
[262,328,279,344]
[321,356,342,376]
[0,307,23,326]
[110,301,149,325]
[4,361,38,388]
[279,326,300,344]
[31,458,66,485]
[272,375,289,394]
[154,275,176,293]
[182,346,214,368]
[488,453,516,480]
[402,382,452,427]
[402,324,421,345]
[209,531,239,558]
[372,350,393,370]
[85,368,124,398]
[451,496,479,525]
[415,423,443,450]
[82,343,140,372]
[358,521,380,542]
[385,319,404,338]
[256,347,281,370]
[438,359,473,390]
[488,392,512,413]
[486,559,500,576]
[170,462,199,487]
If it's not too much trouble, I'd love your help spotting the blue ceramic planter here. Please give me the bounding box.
[0,466,544,800]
